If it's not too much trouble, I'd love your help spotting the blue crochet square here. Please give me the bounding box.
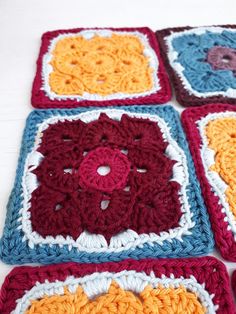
[0,105,214,264]
[156,25,236,106]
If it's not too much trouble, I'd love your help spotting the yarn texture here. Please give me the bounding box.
[156,25,236,107]
[49,33,153,96]
[0,257,234,314]
[0,105,214,264]
[232,270,236,299]
[182,103,236,261]
[32,27,171,108]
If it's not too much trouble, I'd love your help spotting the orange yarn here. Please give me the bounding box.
[49,34,154,96]
[206,117,236,216]
[26,281,205,313]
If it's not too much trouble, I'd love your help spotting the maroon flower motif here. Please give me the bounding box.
[30,113,182,242]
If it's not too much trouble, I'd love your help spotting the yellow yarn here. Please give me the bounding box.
[206,117,236,216]
[49,34,154,96]
[25,281,205,314]
[49,72,84,95]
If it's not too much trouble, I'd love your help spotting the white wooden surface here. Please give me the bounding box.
[0,0,236,288]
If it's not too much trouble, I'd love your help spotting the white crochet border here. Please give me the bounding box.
[41,29,160,101]
[18,109,194,253]
[165,26,236,98]
[198,111,236,239]
[12,270,217,314]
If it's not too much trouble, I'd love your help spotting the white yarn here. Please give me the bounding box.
[12,270,217,314]
[198,111,236,238]
[18,109,194,252]
[41,29,160,101]
[165,26,236,98]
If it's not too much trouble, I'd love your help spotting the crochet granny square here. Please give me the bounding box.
[182,103,236,261]
[0,257,234,314]
[31,27,171,108]
[156,25,236,107]
[0,105,214,264]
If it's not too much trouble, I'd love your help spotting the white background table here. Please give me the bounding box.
[0,0,236,289]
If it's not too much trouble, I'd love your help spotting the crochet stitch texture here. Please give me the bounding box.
[0,257,234,314]
[232,270,236,298]
[156,25,236,107]
[182,103,236,261]
[0,105,214,264]
[32,27,171,108]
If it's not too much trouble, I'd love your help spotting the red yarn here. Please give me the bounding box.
[79,147,131,192]
[30,113,181,241]
[182,103,236,261]
[156,25,236,107]
[31,27,171,108]
[0,257,235,314]
[232,270,236,298]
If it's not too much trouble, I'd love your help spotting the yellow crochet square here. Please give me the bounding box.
[49,34,154,96]
[206,117,236,217]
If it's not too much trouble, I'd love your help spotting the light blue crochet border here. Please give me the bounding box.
[0,105,214,264]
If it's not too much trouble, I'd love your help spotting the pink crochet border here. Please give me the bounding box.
[182,103,236,261]
[156,24,236,107]
[0,257,235,313]
[31,27,171,108]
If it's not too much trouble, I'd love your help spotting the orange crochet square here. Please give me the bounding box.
[49,34,153,96]
[205,117,236,218]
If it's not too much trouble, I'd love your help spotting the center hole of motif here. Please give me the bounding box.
[97,75,106,84]
[101,200,110,210]
[55,204,62,211]
[137,168,147,173]
[97,165,111,176]
[222,55,231,63]
[71,60,78,65]
[123,60,131,65]
[132,78,139,83]
[96,60,103,65]
[134,135,141,142]
[231,133,236,138]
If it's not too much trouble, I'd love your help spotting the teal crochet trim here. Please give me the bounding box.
[172,30,236,93]
[0,105,214,265]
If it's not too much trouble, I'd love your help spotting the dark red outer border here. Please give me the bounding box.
[156,24,236,107]
[232,270,236,298]
[31,27,171,108]
[181,103,236,261]
[0,257,235,314]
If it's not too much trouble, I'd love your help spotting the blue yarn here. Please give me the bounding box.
[0,105,214,265]
[171,30,236,93]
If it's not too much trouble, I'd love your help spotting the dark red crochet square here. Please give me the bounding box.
[31,27,171,108]
[156,25,236,107]
[30,112,181,242]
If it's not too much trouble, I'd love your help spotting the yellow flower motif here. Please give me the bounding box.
[120,69,153,94]
[52,52,83,78]
[49,72,84,95]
